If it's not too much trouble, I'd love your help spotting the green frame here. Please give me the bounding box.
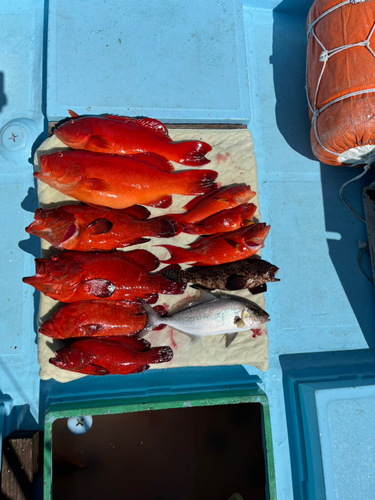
[44,389,276,499]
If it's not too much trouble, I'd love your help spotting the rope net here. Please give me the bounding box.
[306,0,375,166]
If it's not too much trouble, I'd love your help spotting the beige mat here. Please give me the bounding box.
[34,128,269,382]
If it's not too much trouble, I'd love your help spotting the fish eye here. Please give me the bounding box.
[70,119,75,124]
[58,152,64,157]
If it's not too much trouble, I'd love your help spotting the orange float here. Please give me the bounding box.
[307,0,375,165]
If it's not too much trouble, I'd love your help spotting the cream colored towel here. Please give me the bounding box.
[33,128,269,382]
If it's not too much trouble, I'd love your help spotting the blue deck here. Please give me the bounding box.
[1,0,374,498]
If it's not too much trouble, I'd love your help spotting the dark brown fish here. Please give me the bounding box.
[162,257,279,294]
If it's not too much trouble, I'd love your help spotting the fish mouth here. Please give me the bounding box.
[244,240,262,249]
[33,171,51,183]
[261,313,270,324]
[53,127,64,142]
[243,224,270,248]
[232,185,256,204]
[53,127,75,145]
[22,259,47,285]
[26,218,78,247]
[25,219,49,238]
[268,266,280,282]
[49,351,65,368]
[22,258,58,287]
[38,154,51,174]
[38,320,54,338]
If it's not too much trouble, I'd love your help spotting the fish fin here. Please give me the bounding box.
[186,232,219,248]
[84,364,109,376]
[188,238,206,249]
[81,279,115,298]
[224,238,243,251]
[234,316,245,328]
[152,323,167,331]
[98,336,151,351]
[225,332,238,349]
[133,118,171,141]
[145,346,174,364]
[79,178,112,192]
[145,195,173,209]
[87,135,112,151]
[104,116,172,142]
[133,365,150,373]
[148,215,181,238]
[182,190,218,211]
[158,244,192,265]
[177,170,218,196]
[187,334,201,347]
[80,202,110,211]
[126,237,151,246]
[123,205,150,220]
[131,152,175,172]
[173,141,212,167]
[195,288,217,304]
[80,324,103,335]
[137,298,163,334]
[141,293,158,304]
[121,249,160,272]
[155,268,186,294]
[226,275,249,291]
[249,283,267,295]
[84,218,113,235]
[68,110,80,118]
[153,305,168,316]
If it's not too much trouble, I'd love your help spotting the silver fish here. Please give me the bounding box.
[139,289,269,348]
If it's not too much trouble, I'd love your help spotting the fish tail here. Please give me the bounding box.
[152,304,168,331]
[157,244,193,265]
[148,215,182,238]
[172,141,212,166]
[145,346,174,365]
[138,299,163,335]
[175,170,218,196]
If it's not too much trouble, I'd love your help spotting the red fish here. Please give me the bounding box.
[158,223,270,266]
[183,203,257,236]
[35,150,218,210]
[22,249,185,303]
[39,301,167,339]
[54,110,212,166]
[49,336,173,375]
[172,184,256,224]
[26,204,181,251]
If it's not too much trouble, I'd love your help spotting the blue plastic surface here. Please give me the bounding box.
[1,0,375,498]
[317,385,375,499]
[281,350,375,499]
[0,0,46,433]
[46,0,250,123]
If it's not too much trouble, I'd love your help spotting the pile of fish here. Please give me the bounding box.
[23,110,279,377]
